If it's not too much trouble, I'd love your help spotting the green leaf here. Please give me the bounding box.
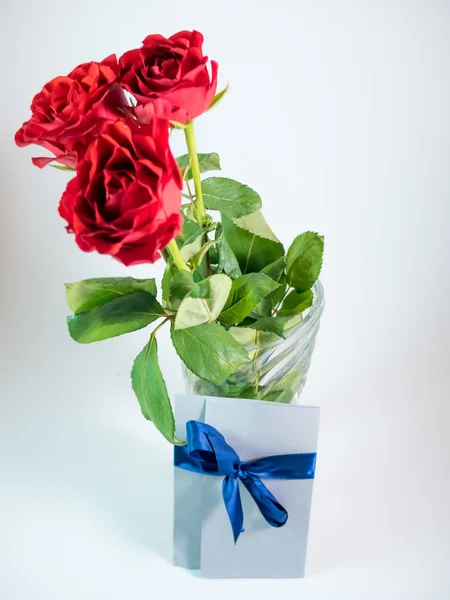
[176,152,221,180]
[208,83,229,111]
[278,289,313,317]
[286,231,324,292]
[180,213,200,239]
[131,337,175,443]
[260,256,285,280]
[50,164,76,172]
[169,271,196,310]
[180,229,204,262]
[246,313,303,338]
[179,217,215,262]
[246,316,288,337]
[202,178,262,219]
[219,273,280,326]
[161,261,174,305]
[175,274,232,330]
[65,277,157,315]
[232,211,280,243]
[251,257,286,317]
[222,216,284,274]
[185,204,198,224]
[171,322,250,385]
[265,274,287,311]
[190,239,217,271]
[215,223,242,279]
[208,245,219,265]
[187,279,211,299]
[263,366,304,403]
[228,326,279,350]
[193,260,208,282]
[67,292,165,344]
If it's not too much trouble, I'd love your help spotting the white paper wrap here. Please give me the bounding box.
[173,394,320,578]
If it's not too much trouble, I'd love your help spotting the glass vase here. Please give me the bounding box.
[182,280,325,404]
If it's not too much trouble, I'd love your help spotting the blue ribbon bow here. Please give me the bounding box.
[174,420,317,542]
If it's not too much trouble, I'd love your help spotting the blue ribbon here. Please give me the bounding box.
[174,420,317,542]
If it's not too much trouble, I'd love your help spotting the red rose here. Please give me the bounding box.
[119,30,218,124]
[58,119,183,265]
[15,55,127,168]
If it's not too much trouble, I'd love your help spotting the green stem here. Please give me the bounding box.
[166,239,190,272]
[185,178,195,202]
[273,286,291,315]
[253,330,261,396]
[184,121,206,226]
[150,317,170,341]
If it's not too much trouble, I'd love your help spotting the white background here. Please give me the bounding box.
[1,1,450,598]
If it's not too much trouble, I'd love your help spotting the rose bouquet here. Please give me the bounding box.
[15,30,325,446]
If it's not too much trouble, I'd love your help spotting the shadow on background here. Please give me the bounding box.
[2,409,175,564]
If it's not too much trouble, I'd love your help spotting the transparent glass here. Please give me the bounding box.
[183,280,325,404]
